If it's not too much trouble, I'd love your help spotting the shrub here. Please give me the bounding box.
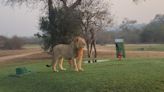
[0,36,24,50]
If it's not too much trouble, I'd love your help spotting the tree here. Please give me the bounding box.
[3,0,82,52]
[133,0,146,4]
[3,0,112,58]
[0,36,8,49]
[119,19,143,43]
[37,0,82,51]
[78,0,112,63]
[141,14,164,43]
[96,31,115,44]
[0,35,24,50]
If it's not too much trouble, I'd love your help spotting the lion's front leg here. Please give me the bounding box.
[77,48,84,71]
[77,56,84,71]
[73,58,78,72]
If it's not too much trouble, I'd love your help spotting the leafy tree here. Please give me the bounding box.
[37,1,82,51]
[141,14,164,43]
[38,0,82,51]
[119,19,143,43]
[3,0,82,51]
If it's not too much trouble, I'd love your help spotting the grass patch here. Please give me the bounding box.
[104,44,164,51]
[0,58,164,92]
[125,44,164,51]
[23,44,41,49]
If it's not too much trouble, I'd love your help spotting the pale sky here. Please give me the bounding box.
[0,0,164,37]
[111,0,164,24]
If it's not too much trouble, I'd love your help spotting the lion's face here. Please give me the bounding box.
[73,37,86,49]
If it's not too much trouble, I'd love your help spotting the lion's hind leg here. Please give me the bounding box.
[58,57,66,71]
[52,57,59,72]
[68,59,74,68]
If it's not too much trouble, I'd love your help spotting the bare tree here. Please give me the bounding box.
[78,0,112,63]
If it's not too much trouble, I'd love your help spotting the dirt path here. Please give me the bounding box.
[0,48,163,63]
[0,51,43,62]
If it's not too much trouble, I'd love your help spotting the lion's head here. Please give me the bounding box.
[72,36,86,49]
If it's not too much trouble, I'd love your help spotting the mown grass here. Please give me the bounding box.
[125,44,164,51]
[0,58,164,92]
[23,44,41,49]
[104,44,164,51]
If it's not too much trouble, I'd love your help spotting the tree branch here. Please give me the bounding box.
[70,0,81,9]
[60,0,68,8]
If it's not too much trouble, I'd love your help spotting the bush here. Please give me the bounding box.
[0,36,24,50]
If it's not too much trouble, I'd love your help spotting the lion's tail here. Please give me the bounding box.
[46,65,52,67]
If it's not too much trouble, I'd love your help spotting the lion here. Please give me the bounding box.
[68,47,84,70]
[46,36,86,72]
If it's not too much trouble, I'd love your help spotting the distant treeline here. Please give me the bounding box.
[0,36,40,50]
[1,14,164,49]
[96,14,164,44]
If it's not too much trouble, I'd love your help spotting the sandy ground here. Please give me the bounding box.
[0,51,43,62]
[0,45,164,63]
[20,49,164,61]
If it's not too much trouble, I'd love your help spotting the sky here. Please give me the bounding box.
[0,0,164,37]
[111,0,164,24]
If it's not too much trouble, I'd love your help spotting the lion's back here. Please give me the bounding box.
[53,44,73,59]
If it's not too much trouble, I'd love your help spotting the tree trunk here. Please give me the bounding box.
[89,29,97,63]
[86,40,91,63]
[48,0,54,52]
[89,39,97,63]
[48,0,53,21]
[93,40,97,63]
[61,0,81,9]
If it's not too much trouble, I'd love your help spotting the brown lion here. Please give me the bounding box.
[68,47,84,71]
[46,36,86,72]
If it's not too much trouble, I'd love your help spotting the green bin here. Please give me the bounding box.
[16,67,28,75]
[115,39,126,58]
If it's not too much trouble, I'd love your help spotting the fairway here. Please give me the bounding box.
[0,58,164,92]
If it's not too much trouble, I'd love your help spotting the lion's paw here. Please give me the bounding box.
[79,68,84,72]
[74,69,79,72]
[53,70,59,72]
[61,68,67,71]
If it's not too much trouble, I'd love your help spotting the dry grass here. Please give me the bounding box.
[0,44,42,57]
[0,48,41,57]
[20,50,164,61]
[95,44,164,59]
[0,44,164,62]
